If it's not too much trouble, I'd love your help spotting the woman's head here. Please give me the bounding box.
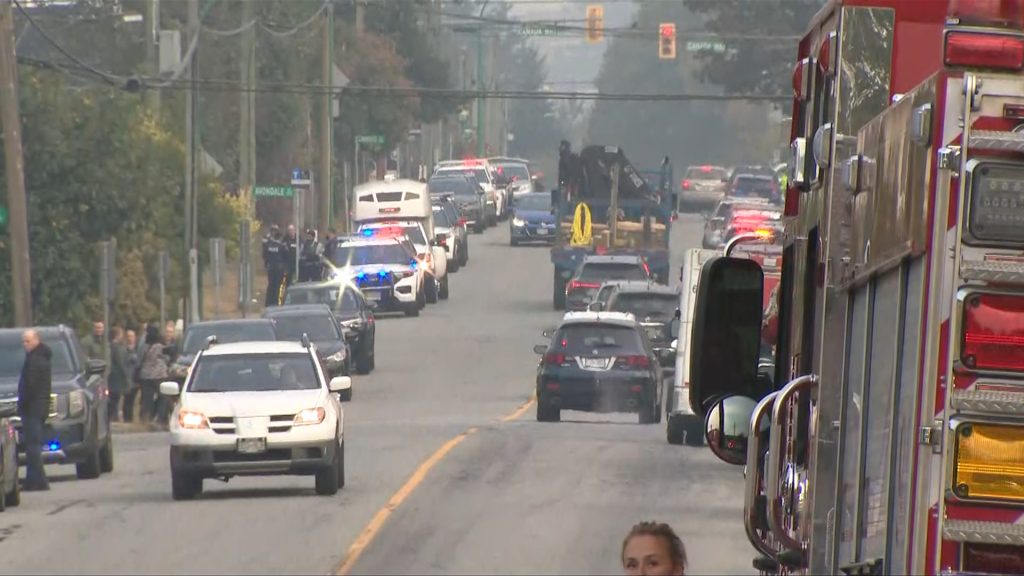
[145,324,161,345]
[621,521,686,576]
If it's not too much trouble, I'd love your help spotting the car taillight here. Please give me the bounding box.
[944,31,1024,70]
[960,292,1024,373]
[544,352,567,366]
[962,542,1024,574]
[616,355,649,369]
[681,179,691,189]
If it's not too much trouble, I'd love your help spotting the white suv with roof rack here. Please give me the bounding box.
[160,340,350,500]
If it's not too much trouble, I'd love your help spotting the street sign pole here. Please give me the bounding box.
[291,169,312,283]
[238,219,250,318]
[209,237,225,319]
[158,250,169,327]
[99,239,117,368]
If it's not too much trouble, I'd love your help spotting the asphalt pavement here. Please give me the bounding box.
[0,213,754,575]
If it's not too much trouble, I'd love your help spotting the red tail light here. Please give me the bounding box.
[961,292,1024,372]
[544,352,567,366]
[945,31,1024,70]
[616,355,650,369]
[567,280,600,292]
[681,179,692,189]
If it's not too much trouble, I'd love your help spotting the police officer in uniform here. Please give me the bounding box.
[263,225,287,307]
[282,224,299,291]
[298,229,323,282]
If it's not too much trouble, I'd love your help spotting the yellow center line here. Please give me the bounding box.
[333,392,536,575]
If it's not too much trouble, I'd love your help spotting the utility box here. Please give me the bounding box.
[159,29,182,75]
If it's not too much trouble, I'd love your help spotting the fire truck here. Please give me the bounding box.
[686,1,1024,574]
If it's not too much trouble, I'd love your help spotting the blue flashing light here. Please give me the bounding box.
[47,441,60,451]
[378,270,388,278]
[409,259,417,269]
[361,228,375,237]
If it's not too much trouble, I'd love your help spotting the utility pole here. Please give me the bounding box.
[475,0,489,157]
[609,160,620,248]
[239,0,255,202]
[0,0,32,326]
[184,0,200,325]
[355,0,364,33]
[319,1,333,233]
[143,0,161,113]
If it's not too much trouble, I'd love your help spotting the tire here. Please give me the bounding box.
[553,271,566,310]
[355,336,373,375]
[666,415,686,445]
[449,252,460,274]
[460,241,469,265]
[337,441,346,489]
[315,444,341,496]
[368,331,376,371]
[171,468,202,501]
[0,480,5,512]
[425,277,439,304]
[5,469,18,508]
[404,302,420,317]
[76,442,102,480]
[536,401,560,422]
[684,418,706,447]
[474,222,485,234]
[510,237,519,247]
[99,435,114,473]
[439,276,450,300]
[339,388,353,402]
[639,394,658,425]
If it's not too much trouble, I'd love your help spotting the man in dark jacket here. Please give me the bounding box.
[18,329,52,491]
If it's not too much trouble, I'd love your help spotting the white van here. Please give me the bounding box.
[353,179,449,302]
[666,248,720,446]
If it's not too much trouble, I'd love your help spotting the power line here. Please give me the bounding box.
[12,0,122,86]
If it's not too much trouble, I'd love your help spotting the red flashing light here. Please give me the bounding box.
[659,23,675,38]
[945,31,1024,70]
[700,165,712,172]
[949,0,1024,29]
[960,292,1024,373]
[792,57,812,101]
[567,280,601,292]
[818,32,837,76]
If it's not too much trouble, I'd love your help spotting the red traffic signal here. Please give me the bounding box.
[660,23,676,38]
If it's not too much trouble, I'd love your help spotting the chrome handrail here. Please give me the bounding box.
[745,391,780,560]
[766,374,818,553]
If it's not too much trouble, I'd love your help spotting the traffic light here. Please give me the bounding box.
[659,22,677,59]
[586,5,604,43]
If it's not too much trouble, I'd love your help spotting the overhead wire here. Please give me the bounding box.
[12,0,124,86]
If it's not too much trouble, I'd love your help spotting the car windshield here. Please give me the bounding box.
[498,164,530,180]
[270,315,340,341]
[188,353,320,393]
[579,263,646,282]
[608,293,678,320]
[284,286,361,312]
[332,243,411,266]
[394,225,427,246]
[432,207,453,227]
[553,324,643,355]
[437,168,488,185]
[685,166,728,180]
[732,177,776,198]
[428,178,476,197]
[182,323,277,355]
[0,333,77,377]
[515,194,551,212]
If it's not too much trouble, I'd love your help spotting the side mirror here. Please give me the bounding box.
[533,344,548,355]
[668,317,681,339]
[541,327,557,339]
[159,381,181,396]
[86,358,107,376]
[688,257,765,417]
[704,394,761,466]
[670,338,678,350]
[328,376,352,393]
[587,301,604,312]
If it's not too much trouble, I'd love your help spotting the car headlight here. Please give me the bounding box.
[67,390,86,418]
[326,349,347,364]
[512,217,526,227]
[178,410,209,429]
[294,407,326,426]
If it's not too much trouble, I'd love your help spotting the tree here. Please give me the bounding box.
[684,0,823,97]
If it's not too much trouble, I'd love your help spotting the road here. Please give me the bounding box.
[0,214,754,575]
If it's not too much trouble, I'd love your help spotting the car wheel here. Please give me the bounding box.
[171,467,203,501]
[684,419,705,447]
[536,400,560,422]
[337,440,346,490]
[76,440,103,480]
[666,415,686,445]
[404,302,420,317]
[0,479,5,512]
[5,466,19,508]
[315,444,341,495]
[449,253,460,274]
[474,222,485,234]
[99,434,114,473]
[639,394,658,425]
[368,331,376,371]
[552,271,566,310]
[439,276,450,300]
[510,237,519,247]
[339,388,353,402]
[425,277,439,303]
[355,338,373,375]
[460,241,469,265]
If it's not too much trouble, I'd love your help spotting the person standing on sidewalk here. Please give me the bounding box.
[107,327,129,423]
[137,325,169,425]
[122,329,140,422]
[18,329,52,492]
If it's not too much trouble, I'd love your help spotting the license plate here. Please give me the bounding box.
[237,437,266,454]
[535,228,549,236]
[365,290,382,301]
[581,357,608,369]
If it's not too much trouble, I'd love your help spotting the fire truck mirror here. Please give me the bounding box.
[688,257,765,416]
[704,394,759,466]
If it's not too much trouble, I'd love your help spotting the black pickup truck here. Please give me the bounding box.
[0,325,113,479]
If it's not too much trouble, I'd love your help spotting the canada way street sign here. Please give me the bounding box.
[253,186,295,198]
[356,135,385,145]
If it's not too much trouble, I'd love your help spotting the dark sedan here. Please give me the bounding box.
[0,326,112,479]
[510,192,556,246]
[284,280,376,374]
[604,284,681,362]
[262,305,353,400]
[168,319,278,383]
[533,312,664,424]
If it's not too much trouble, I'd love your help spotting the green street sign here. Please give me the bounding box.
[356,135,385,145]
[685,40,727,54]
[253,186,295,198]
[519,24,559,37]
[0,206,7,228]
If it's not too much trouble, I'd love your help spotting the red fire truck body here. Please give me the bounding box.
[688,1,1024,575]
